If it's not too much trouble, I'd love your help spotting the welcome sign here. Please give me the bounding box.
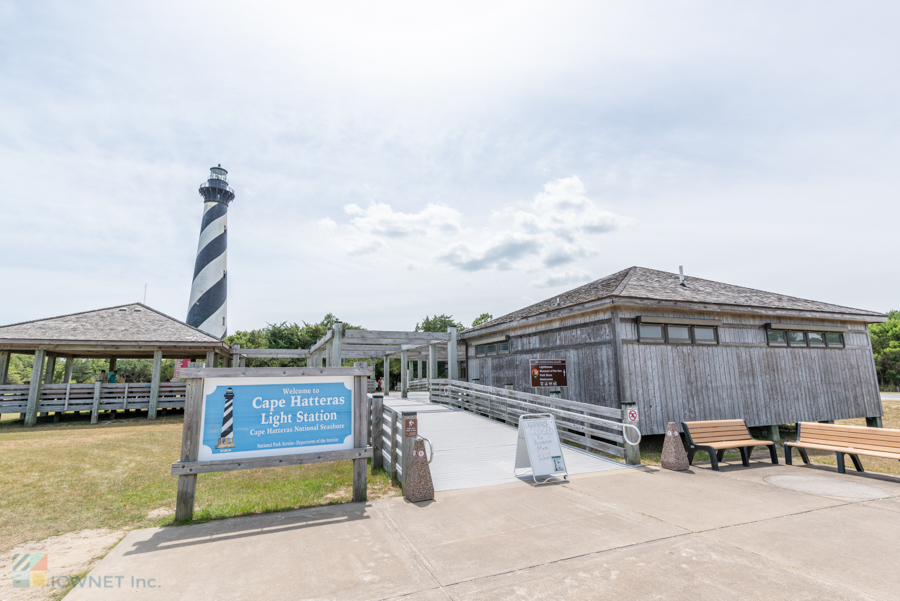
[197,376,355,461]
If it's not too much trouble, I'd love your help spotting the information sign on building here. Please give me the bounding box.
[529,359,567,387]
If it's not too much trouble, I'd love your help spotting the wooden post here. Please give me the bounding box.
[325,338,333,367]
[231,344,240,367]
[0,350,8,385]
[91,381,102,424]
[418,359,423,381]
[371,394,384,470]
[44,355,56,385]
[108,357,117,375]
[766,425,781,442]
[205,350,215,368]
[383,356,391,395]
[352,374,368,503]
[389,409,399,477]
[621,402,641,466]
[428,343,437,392]
[175,378,204,522]
[400,410,416,486]
[24,349,46,427]
[63,356,74,384]
[148,349,163,419]
[333,322,343,368]
[401,349,409,398]
[448,326,458,380]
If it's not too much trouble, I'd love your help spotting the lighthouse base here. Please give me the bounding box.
[216,437,235,449]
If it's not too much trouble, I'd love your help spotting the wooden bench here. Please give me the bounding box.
[785,422,900,474]
[682,419,778,471]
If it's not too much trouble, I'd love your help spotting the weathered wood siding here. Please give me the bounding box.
[616,308,882,435]
[465,305,882,435]
[466,309,620,409]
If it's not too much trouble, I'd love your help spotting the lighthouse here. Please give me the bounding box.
[187,165,234,338]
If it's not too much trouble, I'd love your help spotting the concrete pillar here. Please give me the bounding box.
[448,326,458,380]
[63,357,74,384]
[148,350,163,420]
[383,356,391,395]
[0,350,9,385]
[401,350,409,398]
[332,322,343,368]
[25,349,46,427]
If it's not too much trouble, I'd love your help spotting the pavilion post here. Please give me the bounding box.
[325,338,333,367]
[383,356,391,395]
[25,349,46,427]
[44,355,56,385]
[448,326,458,380]
[63,356,74,384]
[231,344,240,367]
[205,350,215,368]
[428,343,437,392]
[0,350,9,385]
[401,349,409,398]
[91,381,102,424]
[108,357,117,376]
[332,322,343,368]
[148,349,163,420]
[418,359,423,381]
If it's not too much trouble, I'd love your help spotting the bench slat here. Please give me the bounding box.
[798,437,900,454]
[787,441,900,460]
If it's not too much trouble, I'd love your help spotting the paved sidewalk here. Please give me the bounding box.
[67,460,900,600]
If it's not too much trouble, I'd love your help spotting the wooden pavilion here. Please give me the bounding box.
[0,303,229,426]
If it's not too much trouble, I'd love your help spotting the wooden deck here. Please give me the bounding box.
[383,392,628,491]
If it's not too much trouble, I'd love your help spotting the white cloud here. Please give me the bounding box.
[535,270,593,288]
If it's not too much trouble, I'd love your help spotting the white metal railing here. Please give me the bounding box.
[429,379,641,463]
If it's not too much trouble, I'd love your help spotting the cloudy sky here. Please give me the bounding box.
[1,2,898,332]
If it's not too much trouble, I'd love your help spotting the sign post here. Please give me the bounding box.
[172,365,372,522]
[514,413,568,484]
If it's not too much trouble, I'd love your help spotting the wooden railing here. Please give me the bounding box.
[367,394,415,484]
[409,378,428,392]
[0,382,187,415]
[429,379,641,463]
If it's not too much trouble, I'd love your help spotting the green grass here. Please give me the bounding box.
[0,414,399,554]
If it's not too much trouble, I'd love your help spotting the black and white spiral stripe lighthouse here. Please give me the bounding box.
[216,387,236,449]
[187,165,235,338]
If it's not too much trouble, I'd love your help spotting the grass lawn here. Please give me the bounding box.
[0,414,400,554]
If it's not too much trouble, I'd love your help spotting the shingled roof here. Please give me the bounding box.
[464,266,886,334]
[0,303,222,343]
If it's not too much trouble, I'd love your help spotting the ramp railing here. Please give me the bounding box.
[368,394,416,484]
[429,379,641,464]
[0,382,188,415]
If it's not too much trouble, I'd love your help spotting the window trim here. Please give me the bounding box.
[638,324,665,344]
[666,324,692,345]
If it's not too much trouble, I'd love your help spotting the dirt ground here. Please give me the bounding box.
[0,529,125,601]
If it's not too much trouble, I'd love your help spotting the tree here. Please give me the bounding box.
[224,314,363,368]
[870,310,900,389]
[471,313,493,327]
[415,314,464,332]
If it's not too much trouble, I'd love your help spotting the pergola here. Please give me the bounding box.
[0,303,230,426]
[306,322,458,397]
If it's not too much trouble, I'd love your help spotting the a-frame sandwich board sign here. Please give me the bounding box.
[514,413,568,484]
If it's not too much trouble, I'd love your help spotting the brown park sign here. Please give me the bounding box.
[530,360,567,387]
[404,417,418,437]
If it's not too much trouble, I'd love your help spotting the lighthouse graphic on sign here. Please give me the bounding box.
[216,387,236,449]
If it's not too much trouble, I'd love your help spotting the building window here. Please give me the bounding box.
[825,332,844,347]
[808,332,826,347]
[475,341,511,356]
[638,324,664,343]
[694,327,717,344]
[787,331,806,347]
[767,330,787,346]
[667,325,691,343]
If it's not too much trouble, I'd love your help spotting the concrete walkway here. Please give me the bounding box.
[68,459,900,600]
[383,392,628,491]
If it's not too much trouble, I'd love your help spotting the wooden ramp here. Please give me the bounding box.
[384,392,629,492]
